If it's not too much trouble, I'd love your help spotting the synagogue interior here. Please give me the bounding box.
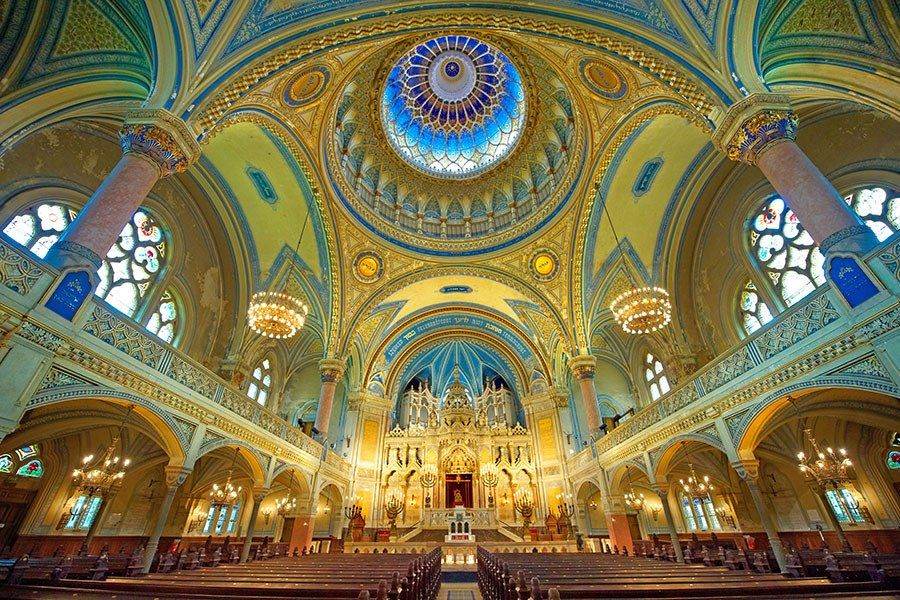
[0,0,898,598]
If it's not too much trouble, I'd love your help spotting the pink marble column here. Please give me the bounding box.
[571,355,601,433]
[47,110,199,271]
[716,95,877,256]
[313,358,345,437]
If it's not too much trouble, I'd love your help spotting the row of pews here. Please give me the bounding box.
[477,546,898,598]
[633,537,900,586]
[0,541,291,585]
[0,548,442,599]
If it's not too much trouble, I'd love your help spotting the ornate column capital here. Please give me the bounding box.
[650,482,669,497]
[120,109,201,177]
[318,357,345,383]
[712,94,797,165]
[164,465,193,488]
[570,354,597,381]
[729,458,760,482]
[252,487,270,503]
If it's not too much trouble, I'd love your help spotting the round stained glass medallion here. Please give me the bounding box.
[381,35,526,179]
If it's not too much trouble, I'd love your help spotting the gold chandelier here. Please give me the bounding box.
[798,427,853,489]
[679,442,713,499]
[210,448,243,510]
[623,465,645,512]
[73,405,133,498]
[247,212,311,339]
[603,196,672,335]
[275,470,298,517]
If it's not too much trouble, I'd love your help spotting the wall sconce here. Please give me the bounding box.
[589,500,598,511]
[262,508,272,525]
[650,505,661,522]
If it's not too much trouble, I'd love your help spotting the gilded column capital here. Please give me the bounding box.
[164,465,193,488]
[318,357,346,383]
[712,94,797,165]
[570,354,597,381]
[120,109,201,177]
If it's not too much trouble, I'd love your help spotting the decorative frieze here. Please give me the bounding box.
[83,305,165,368]
[0,243,44,295]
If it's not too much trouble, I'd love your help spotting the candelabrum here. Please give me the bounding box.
[715,505,736,529]
[384,489,405,530]
[481,463,499,508]
[556,492,576,537]
[513,487,535,530]
[420,465,437,508]
[343,496,363,541]
[188,509,209,533]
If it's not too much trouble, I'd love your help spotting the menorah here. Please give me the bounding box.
[556,492,576,538]
[513,487,534,532]
[343,496,364,541]
[420,465,437,508]
[384,489,405,530]
[481,463,499,507]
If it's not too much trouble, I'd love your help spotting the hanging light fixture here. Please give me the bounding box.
[210,447,243,510]
[275,470,298,517]
[247,211,311,339]
[73,405,134,498]
[603,197,672,335]
[678,442,714,500]
[623,465,645,512]
[797,427,853,488]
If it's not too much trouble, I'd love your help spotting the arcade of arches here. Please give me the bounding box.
[0,0,898,586]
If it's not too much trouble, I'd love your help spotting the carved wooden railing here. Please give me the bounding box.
[0,240,350,475]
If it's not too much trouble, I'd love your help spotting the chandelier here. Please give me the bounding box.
[481,463,499,508]
[210,448,243,510]
[623,465,645,512]
[679,442,713,499]
[797,427,853,488]
[247,212,311,339]
[603,196,672,335]
[72,405,133,498]
[275,470,298,517]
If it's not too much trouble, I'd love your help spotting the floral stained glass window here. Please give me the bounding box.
[748,187,898,308]
[738,280,774,335]
[15,445,37,461]
[2,203,169,318]
[65,495,102,530]
[146,289,179,343]
[16,459,43,478]
[247,358,272,406]
[0,455,12,473]
[644,353,670,401]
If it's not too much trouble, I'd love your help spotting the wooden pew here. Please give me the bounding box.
[826,552,873,582]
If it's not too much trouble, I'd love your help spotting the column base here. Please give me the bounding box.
[820,224,879,256]
[44,240,103,274]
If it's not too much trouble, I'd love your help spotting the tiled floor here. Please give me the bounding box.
[442,582,481,600]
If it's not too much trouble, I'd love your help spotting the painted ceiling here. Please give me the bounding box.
[1,0,897,404]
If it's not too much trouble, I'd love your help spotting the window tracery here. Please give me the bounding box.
[747,186,898,308]
[1,202,173,322]
[644,353,670,401]
[247,358,273,405]
[145,289,179,344]
[738,280,774,335]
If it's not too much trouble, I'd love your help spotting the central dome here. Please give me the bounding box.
[381,35,526,179]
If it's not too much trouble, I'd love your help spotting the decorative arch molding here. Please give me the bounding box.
[651,432,727,481]
[732,379,900,455]
[607,458,650,495]
[341,266,571,357]
[201,106,341,352]
[196,437,269,485]
[190,11,726,136]
[27,385,189,461]
[573,100,713,348]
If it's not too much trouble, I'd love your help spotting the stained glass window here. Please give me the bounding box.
[681,495,697,531]
[644,353,670,401]
[227,504,241,534]
[748,187,898,307]
[15,445,37,461]
[738,280,774,335]
[2,203,169,318]
[146,289,179,344]
[16,459,43,478]
[0,454,12,473]
[824,488,865,524]
[65,495,102,530]
[247,358,272,406]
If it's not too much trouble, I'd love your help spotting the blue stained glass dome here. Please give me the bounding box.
[381,35,526,179]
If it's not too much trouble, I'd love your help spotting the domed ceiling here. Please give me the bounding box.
[327,33,583,258]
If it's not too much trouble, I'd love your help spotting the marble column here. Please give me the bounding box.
[651,483,684,563]
[288,513,317,553]
[46,109,200,273]
[313,358,345,437]
[731,459,787,572]
[714,94,878,256]
[240,488,268,563]
[142,466,192,573]
[570,355,601,435]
